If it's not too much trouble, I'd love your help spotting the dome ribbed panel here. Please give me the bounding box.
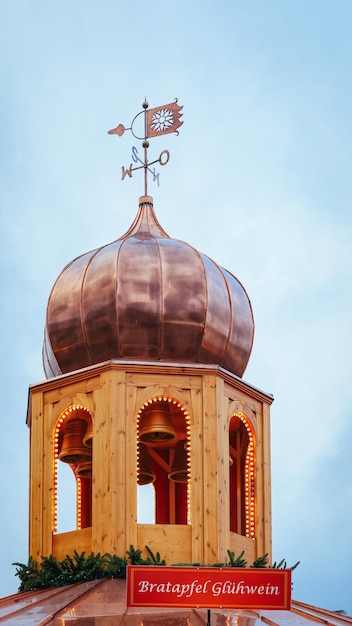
[81,242,122,363]
[117,235,162,359]
[43,325,61,378]
[197,253,231,365]
[221,268,254,377]
[45,252,95,374]
[158,238,207,361]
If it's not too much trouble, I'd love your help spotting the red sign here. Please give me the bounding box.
[127,565,291,610]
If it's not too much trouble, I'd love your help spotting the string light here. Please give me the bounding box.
[233,411,256,539]
[76,477,82,530]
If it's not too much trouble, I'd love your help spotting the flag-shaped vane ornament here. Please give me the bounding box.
[108,99,183,195]
[146,102,183,138]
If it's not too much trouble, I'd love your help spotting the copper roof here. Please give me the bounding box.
[43,196,254,380]
[0,579,350,625]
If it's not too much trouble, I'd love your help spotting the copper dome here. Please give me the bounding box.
[43,196,254,378]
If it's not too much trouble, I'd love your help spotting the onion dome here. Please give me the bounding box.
[43,196,254,379]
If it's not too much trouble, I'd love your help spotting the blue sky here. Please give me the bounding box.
[1,0,352,613]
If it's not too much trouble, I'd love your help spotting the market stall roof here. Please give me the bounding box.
[0,578,351,626]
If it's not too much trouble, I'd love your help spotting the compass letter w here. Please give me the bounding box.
[121,164,133,180]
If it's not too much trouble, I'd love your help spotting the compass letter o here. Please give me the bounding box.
[159,150,170,166]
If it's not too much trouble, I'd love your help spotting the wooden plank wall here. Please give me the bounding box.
[27,363,272,566]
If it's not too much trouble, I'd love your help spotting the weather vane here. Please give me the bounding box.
[108,99,183,196]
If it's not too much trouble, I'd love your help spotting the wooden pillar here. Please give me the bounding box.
[190,386,204,564]
[202,374,218,563]
[92,370,127,555]
[28,391,45,558]
[262,403,272,560]
[217,380,230,562]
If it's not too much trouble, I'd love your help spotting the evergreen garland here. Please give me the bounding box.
[13,547,299,592]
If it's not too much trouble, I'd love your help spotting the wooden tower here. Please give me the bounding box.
[27,195,273,566]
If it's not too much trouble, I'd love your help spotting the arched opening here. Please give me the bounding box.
[53,405,93,533]
[137,396,191,525]
[56,462,76,533]
[137,483,155,523]
[229,412,255,538]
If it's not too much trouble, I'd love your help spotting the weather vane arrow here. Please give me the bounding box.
[108,99,183,195]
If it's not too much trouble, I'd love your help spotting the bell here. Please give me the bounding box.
[230,415,243,433]
[59,418,92,464]
[168,440,189,483]
[139,401,176,444]
[76,461,92,478]
[137,443,156,485]
[83,420,93,447]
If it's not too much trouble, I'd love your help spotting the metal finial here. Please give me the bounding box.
[108,99,183,196]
